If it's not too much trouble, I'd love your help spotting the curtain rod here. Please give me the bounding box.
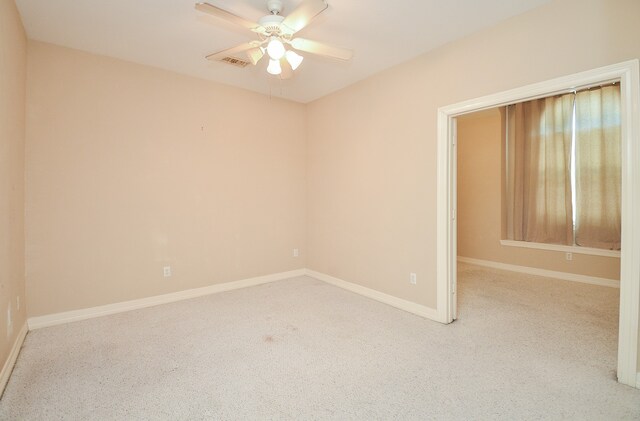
[504,81,620,107]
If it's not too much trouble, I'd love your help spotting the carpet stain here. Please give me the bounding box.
[609,369,618,381]
[263,335,275,343]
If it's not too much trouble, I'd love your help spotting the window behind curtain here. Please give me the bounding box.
[505,84,621,250]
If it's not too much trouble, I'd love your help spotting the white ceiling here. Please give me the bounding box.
[15,0,551,103]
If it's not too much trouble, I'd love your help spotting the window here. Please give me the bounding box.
[504,84,621,251]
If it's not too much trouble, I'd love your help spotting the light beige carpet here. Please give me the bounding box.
[1,264,639,419]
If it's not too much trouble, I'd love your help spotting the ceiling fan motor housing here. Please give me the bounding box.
[258,13,285,35]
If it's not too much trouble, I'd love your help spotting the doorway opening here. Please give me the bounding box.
[454,103,622,390]
[436,60,640,387]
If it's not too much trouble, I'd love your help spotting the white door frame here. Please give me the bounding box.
[435,60,640,388]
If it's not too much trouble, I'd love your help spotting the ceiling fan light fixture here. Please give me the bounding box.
[285,50,304,70]
[267,58,282,75]
[266,37,285,60]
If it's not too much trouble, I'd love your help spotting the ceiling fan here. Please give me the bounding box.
[195,0,353,78]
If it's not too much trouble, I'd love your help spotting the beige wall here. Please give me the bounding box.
[456,109,620,280]
[306,0,639,310]
[25,41,307,317]
[0,0,27,370]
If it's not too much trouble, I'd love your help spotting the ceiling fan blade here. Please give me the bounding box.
[279,58,293,79]
[205,43,256,61]
[280,0,328,35]
[196,2,265,34]
[290,38,353,61]
[246,47,264,66]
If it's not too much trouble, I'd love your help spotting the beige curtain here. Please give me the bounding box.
[506,93,574,245]
[574,85,621,250]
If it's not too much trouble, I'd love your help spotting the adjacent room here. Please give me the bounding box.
[1,0,639,418]
[455,95,624,410]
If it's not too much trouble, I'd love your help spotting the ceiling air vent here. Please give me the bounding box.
[220,56,250,68]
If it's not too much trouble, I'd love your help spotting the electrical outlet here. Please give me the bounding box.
[163,266,172,277]
[410,273,417,285]
[566,252,573,261]
[293,248,299,258]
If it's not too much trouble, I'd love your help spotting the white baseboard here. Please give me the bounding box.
[305,269,442,322]
[0,322,28,398]
[28,269,306,330]
[457,257,620,288]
